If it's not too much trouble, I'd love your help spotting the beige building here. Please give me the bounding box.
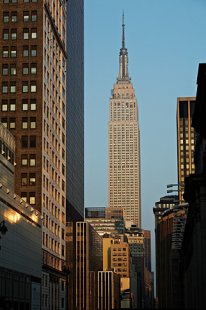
[108,15,141,228]
[0,1,67,308]
[177,97,196,203]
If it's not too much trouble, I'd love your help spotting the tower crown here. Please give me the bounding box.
[118,13,129,80]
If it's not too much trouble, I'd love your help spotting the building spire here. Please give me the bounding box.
[118,13,129,80]
[122,12,125,49]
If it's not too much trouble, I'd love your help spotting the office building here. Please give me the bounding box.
[108,15,141,228]
[98,271,120,310]
[177,97,196,202]
[0,123,41,309]
[0,1,67,308]
[85,207,106,219]
[153,195,178,229]
[76,221,103,310]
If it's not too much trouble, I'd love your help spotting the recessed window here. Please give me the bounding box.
[31,81,37,93]
[3,13,9,23]
[2,100,8,111]
[10,64,16,75]
[1,118,7,128]
[23,0,29,2]
[30,117,36,129]
[3,30,9,40]
[2,82,8,93]
[9,118,16,129]
[29,173,36,185]
[23,11,29,22]
[2,64,8,75]
[30,99,36,110]
[10,47,17,58]
[23,46,29,57]
[11,13,17,23]
[11,0,17,3]
[30,136,36,148]
[21,155,28,166]
[22,99,28,111]
[11,29,17,40]
[23,64,29,75]
[21,173,27,186]
[2,47,9,58]
[22,117,28,129]
[29,192,36,205]
[31,11,37,22]
[30,154,36,166]
[21,192,27,202]
[31,28,37,39]
[10,82,16,93]
[10,99,16,111]
[21,136,29,148]
[22,82,29,93]
[23,28,29,40]
[31,64,37,75]
[31,0,38,2]
[31,46,37,56]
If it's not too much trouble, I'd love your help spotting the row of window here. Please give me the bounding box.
[3,11,37,23]
[21,173,36,186]
[2,81,37,93]
[21,191,36,205]
[1,117,36,129]
[3,0,38,4]
[2,45,37,58]
[3,28,37,40]
[1,99,36,112]
[2,63,37,75]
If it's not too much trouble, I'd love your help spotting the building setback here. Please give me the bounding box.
[108,15,141,228]
[0,0,67,308]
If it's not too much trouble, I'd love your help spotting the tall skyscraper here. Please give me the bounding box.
[177,97,196,202]
[0,0,67,308]
[108,15,141,228]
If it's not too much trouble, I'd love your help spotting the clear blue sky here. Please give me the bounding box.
[84,0,206,271]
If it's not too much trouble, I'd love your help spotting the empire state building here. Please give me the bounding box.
[108,15,141,228]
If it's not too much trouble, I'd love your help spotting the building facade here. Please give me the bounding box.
[108,15,141,228]
[0,123,42,309]
[0,1,67,308]
[98,271,120,310]
[177,97,196,202]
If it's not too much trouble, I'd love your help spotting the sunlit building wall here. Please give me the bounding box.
[108,15,141,228]
[0,1,67,308]
[98,271,120,310]
[177,97,196,203]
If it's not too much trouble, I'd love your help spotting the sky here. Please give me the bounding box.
[84,0,206,271]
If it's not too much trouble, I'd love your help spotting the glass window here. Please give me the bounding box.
[31,46,37,56]
[31,11,37,22]
[22,82,29,93]
[3,30,9,40]
[29,192,36,205]
[23,46,29,57]
[9,118,15,129]
[30,136,36,147]
[21,192,27,202]
[2,47,9,58]
[2,64,8,75]
[23,12,29,22]
[10,99,16,111]
[21,136,28,148]
[31,64,37,75]
[10,64,16,75]
[1,118,7,128]
[2,100,8,111]
[3,13,9,23]
[30,117,36,129]
[11,0,17,3]
[22,64,29,75]
[30,155,36,166]
[23,29,29,40]
[10,47,17,58]
[22,117,28,129]
[22,99,28,111]
[29,173,36,185]
[32,0,38,2]
[21,173,27,186]
[11,12,17,23]
[31,29,37,39]
[30,99,36,110]
[11,30,17,40]
[2,82,8,93]
[10,82,16,93]
[21,155,28,166]
[31,81,37,92]
[4,0,10,3]
[24,0,29,2]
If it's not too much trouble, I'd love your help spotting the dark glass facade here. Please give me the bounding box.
[66,0,84,220]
